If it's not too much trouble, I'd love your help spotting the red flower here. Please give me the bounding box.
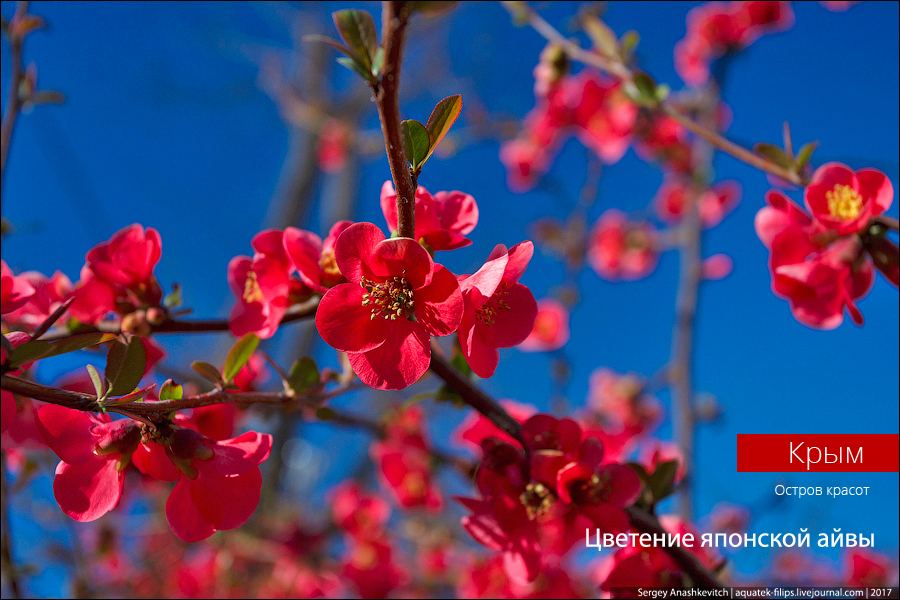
[84,224,162,291]
[452,399,536,452]
[1,260,36,314]
[380,181,479,251]
[316,118,351,173]
[331,481,391,540]
[4,270,73,329]
[283,220,353,292]
[804,162,893,236]
[36,405,141,522]
[757,190,875,328]
[654,177,741,228]
[588,210,658,281]
[457,241,538,378]
[161,427,273,542]
[587,369,661,434]
[228,229,296,339]
[315,222,463,390]
[518,298,570,352]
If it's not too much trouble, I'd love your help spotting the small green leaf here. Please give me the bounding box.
[288,357,319,394]
[105,383,156,406]
[191,361,223,385]
[619,30,640,58]
[371,47,385,78]
[86,364,105,398]
[754,142,793,169]
[648,459,680,503]
[30,90,65,105]
[332,9,377,70]
[794,141,819,169]
[105,334,146,397]
[450,350,473,378]
[400,119,430,171]
[163,283,182,309]
[303,34,355,57]
[159,379,184,401]
[654,84,670,102]
[583,16,618,57]
[315,406,335,421]
[336,55,374,82]
[409,1,459,16]
[632,72,658,101]
[423,95,462,167]
[223,333,259,383]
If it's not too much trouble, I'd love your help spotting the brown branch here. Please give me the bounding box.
[34,297,320,342]
[375,0,416,239]
[875,214,899,232]
[0,373,356,419]
[626,506,725,590]
[1,1,29,194]
[504,1,807,187]
[428,351,525,446]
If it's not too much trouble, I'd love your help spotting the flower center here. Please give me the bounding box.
[826,184,863,220]
[360,276,415,320]
[520,481,555,519]
[475,283,512,326]
[242,270,264,303]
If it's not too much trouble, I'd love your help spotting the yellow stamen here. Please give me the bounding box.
[360,276,415,320]
[242,270,264,303]
[826,184,863,220]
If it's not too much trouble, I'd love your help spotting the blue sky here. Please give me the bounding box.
[2,1,898,594]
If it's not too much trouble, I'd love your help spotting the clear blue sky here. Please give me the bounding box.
[2,1,898,595]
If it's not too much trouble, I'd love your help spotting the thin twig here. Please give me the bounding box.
[875,215,899,232]
[626,506,725,590]
[0,1,29,195]
[374,0,416,239]
[503,1,807,187]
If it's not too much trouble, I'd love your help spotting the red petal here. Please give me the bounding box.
[335,222,385,284]
[414,264,463,337]
[504,241,534,284]
[460,247,507,307]
[464,320,500,379]
[132,441,179,481]
[190,467,262,531]
[491,283,538,348]
[370,238,434,289]
[380,181,400,233]
[36,404,97,465]
[53,456,123,522]
[857,168,894,216]
[315,283,389,352]
[251,228,290,267]
[434,190,479,234]
[210,431,273,477]
[347,320,431,390]
[283,227,326,292]
[597,463,643,506]
[166,476,217,542]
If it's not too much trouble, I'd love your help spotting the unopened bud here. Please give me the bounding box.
[121,310,152,337]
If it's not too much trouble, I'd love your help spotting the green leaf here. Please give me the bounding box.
[754,142,793,169]
[7,340,51,369]
[315,406,335,421]
[619,30,640,58]
[105,383,156,406]
[423,95,462,167]
[794,141,819,169]
[583,16,618,57]
[336,56,374,82]
[163,283,182,309]
[370,47,385,78]
[191,361,223,385]
[632,72,658,101]
[400,119,430,171]
[105,334,146,397]
[332,9,377,70]
[303,34,355,57]
[223,333,259,383]
[159,379,184,401]
[450,350,473,378]
[288,357,319,394]
[409,1,459,16]
[648,459,680,503]
[86,364,105,398]
[7,332,116,369]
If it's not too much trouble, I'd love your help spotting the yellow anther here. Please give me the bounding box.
[242,271,265,303]
[826,184,863,220]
